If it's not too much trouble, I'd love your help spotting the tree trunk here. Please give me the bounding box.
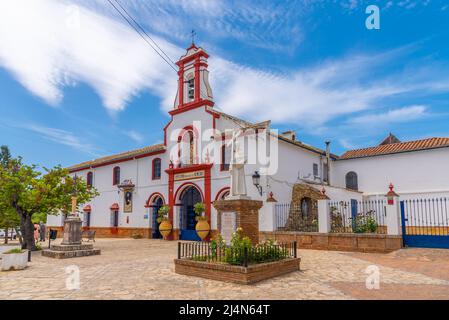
[4,228,8,244]
[15,227,23,246]
[24,214,36,251]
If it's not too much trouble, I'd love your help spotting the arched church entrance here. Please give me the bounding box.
[151,196,164,239]
[179,186,202,241]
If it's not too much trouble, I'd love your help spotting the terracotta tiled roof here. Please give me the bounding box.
[68,144,166,172]
[340,137,449,160]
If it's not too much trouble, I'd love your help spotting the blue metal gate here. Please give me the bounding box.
[401,198,449,249]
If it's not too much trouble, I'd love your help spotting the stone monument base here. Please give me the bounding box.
[42,215,100,259]
[42,243,101,259]
[213,199,263,244]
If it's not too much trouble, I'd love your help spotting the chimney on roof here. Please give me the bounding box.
[281,131,296,141]
[379,133,401,146]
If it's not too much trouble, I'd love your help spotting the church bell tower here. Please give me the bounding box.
[173,43,214,111]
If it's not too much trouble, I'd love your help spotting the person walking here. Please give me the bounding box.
[33,223,40,244]
[39,221,46,242]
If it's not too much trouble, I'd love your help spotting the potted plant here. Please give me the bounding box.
[194,202,210,240]
[1,248,29,271]
[157,205,172,240]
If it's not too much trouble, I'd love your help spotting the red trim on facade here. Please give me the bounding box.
[152,158,162,180]
[83,205,92,212]
[165,163,213,239]
[163,119,173,146]
[174,182,205,203]
[69,150,165,173]
[175,48,209,66]
[110,203,119,210]
[214,187,230,201]
[194,56,200,102]
[205,108,219,129]
[165,163,213,175]
[145,192,166,208]
[170,100,214,116]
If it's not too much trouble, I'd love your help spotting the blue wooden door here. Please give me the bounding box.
[179,187,201,241]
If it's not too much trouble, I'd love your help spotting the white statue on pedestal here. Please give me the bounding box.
[225,121,271,200]
[228,130,249,200]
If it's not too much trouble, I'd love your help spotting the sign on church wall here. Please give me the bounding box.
[123,189,133,213]
[174,170,205,181]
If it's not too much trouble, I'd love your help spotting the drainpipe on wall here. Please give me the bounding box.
[325,141,331,186]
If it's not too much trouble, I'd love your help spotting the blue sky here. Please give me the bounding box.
[1,0,449,168]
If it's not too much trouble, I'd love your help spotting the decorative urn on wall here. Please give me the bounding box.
[157,205,172,240]
[194,202,210,240]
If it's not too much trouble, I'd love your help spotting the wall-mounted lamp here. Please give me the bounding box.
[252,171,263,196]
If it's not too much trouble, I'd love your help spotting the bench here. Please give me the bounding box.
[81,230,96,242]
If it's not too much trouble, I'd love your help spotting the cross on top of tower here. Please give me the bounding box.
[190,29,197,45]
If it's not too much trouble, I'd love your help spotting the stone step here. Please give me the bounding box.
[50,244,94,251]
[42,248,101,259]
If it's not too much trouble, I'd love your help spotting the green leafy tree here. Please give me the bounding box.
[0,145,12,167]
[0,145,18,243]
[0,158,99,251]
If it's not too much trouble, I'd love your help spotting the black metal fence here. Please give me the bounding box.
[275,203,318,232]
[177,241,297,267]
[402,198,449,236]
[329,199,387,234]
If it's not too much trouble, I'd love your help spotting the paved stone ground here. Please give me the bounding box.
[1,239,449,300]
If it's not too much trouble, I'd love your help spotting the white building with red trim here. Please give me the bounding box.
[47,45,449,239]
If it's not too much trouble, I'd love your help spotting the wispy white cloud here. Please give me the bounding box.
[123,130,145,143]
[24,124,101,157]
[0,0,179,111]
[1,0,449,137]
[347,105,428,125]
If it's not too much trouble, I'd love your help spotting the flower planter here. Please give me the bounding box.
[159,220,172,240]
[195,220,210,240]
[0,245,21,255]
[1,250,29,271]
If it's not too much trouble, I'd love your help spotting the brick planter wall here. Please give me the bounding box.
[174,258,301,284]
[48,227,151,239]
[260,231,402,253]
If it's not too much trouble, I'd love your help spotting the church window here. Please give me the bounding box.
[221,134,231,171]
[188,78,195,100]
[87,171,93,187]
[346,171,358,191]
[152,158,161,180]
[113,166,120,186]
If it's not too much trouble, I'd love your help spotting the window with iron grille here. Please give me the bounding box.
[152,158,161,180]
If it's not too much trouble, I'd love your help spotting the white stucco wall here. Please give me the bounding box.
[332,148,449,199]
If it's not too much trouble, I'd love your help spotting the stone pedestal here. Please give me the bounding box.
[42,216,101,259]
[213,199,263,244]
[62,217,82,245]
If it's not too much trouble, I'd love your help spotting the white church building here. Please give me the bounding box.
[47,44,449,241]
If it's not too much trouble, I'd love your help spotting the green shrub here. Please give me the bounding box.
[156,205,170,223]
[205,229,290,266]
[353,211,378,233]
[4,248,25,254]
